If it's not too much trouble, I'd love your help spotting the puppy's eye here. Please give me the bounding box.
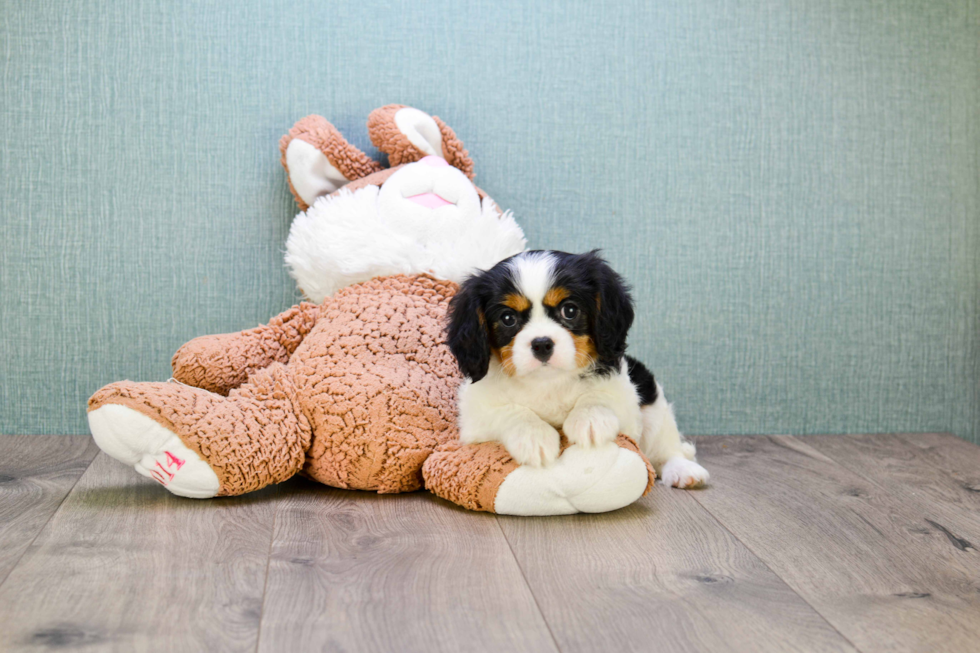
[500,311,517,327]
[560,303,579,321]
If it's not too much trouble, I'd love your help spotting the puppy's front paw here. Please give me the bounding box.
[505,424,561,468]
[563,406,620,448]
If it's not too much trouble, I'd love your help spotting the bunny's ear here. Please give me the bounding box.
[279,115,384,210]
[367,105,475,179]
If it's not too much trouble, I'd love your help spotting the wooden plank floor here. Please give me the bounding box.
[1,434,978,653]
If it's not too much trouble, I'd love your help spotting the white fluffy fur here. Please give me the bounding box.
[285,160,526,303]
[640,385,709,488]
[506,252,583,375]
[457,253,708,486]
[459,358,643,467]
[460,363,708,486]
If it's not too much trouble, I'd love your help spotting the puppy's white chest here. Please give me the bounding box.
[506,375,583,427]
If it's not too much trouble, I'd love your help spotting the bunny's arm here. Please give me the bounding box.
[171,302,321,396]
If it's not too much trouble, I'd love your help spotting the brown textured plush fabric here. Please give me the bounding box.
[333,166,400,196]
[367,104,423,167]
[281,108,493,213]
[367,105,475,179]
[433,116,475,180]
[89,364,312,496]
[89,274,461,496]
[423,434,656,513]
[88,270,657,507]
[279,115,384,210]
[291,274,462,493]
[422,440,518,512]
[171,303,321,396]
[89,104,654,511]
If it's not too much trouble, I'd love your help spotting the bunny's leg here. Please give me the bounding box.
[422,435,655,516]
[171,302,320,396]
[87,363,311,497]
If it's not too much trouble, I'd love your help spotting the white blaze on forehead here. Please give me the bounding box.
[508,251,556,316]
[505,252,581,374]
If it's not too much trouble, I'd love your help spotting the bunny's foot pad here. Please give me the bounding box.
[88,404,220,499]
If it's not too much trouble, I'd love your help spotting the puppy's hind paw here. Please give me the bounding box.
[563,405,620,448]
[661,455,710,489]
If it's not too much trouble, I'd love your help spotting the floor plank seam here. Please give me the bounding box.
[682,484,865,653]
[492,516,564,653]
[0,445,100,592]
[252,485,282,653]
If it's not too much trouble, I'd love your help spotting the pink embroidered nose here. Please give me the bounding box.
[420,155,449,167]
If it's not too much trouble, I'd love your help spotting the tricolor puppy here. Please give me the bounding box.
[446,250,709,488]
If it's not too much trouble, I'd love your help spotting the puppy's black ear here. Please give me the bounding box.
[446,275,492,382]
[586,250,634,373]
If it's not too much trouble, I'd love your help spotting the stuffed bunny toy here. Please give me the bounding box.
[87,105,656,515]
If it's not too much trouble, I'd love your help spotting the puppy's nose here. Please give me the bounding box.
[531,337,554,362]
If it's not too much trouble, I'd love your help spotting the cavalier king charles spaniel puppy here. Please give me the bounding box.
[446,250,709,488]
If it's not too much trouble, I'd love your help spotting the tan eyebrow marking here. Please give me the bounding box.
[502,294,531,312]
[543,287,570,308]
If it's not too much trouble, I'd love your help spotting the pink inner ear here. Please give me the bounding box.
[406,192,454,209]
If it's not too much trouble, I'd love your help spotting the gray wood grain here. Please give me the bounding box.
[0,452,279,652]
[805,433,980,543]
[692,435,980,653]
[496,484,856,653]
[5,433,980,652]
[257,478,557,653]
[892,432,980,495]
[0,435,99,586]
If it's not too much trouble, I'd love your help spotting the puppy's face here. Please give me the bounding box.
[447,250,634,382]
[485,252,594,376]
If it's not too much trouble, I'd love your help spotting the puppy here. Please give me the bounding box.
[446,250,709,488]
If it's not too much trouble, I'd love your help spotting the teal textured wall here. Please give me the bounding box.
[1,0,978,442]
